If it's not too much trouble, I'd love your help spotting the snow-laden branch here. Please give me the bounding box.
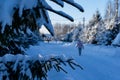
[50,0,64,7]
[50,0,84,12]
[45,7,74,21]
[63,0,84,12]
[0,54,83,80]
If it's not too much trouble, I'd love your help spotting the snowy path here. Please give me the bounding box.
[26,42,120,80]
[77,55,120,80]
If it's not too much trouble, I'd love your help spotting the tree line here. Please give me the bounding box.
[53,0,120,45]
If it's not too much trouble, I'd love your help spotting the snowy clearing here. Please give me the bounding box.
[26,41,120,80]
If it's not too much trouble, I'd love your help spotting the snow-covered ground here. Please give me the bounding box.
[26,41,120,80]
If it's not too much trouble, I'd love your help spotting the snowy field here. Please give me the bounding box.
[26,41,120,80]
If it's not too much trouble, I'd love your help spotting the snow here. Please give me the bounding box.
[0,0,37,33]
[3,54,16,63]
[19,0,37,16]
[112,32,120,45]
[26,41,120,80]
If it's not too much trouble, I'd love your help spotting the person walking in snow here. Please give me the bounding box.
[76,39,84,56]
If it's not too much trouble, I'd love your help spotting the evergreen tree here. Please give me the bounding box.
[102,0,119,45]
[0,0,84,56]
[0,0,84,80]
[84,10,103,44]
[72,23,83,41]
[104,0,114,21]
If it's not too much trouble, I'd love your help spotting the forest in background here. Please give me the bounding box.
[49,0,120,45]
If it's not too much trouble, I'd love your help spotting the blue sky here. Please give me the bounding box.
[48,0,109,24]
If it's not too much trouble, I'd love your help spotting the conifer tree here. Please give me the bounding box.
[0,0,84,56]
[0,0,84,80]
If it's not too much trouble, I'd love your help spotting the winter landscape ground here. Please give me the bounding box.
[26,41,120,80]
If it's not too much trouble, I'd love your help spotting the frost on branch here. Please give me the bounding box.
[0,54,83,80]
